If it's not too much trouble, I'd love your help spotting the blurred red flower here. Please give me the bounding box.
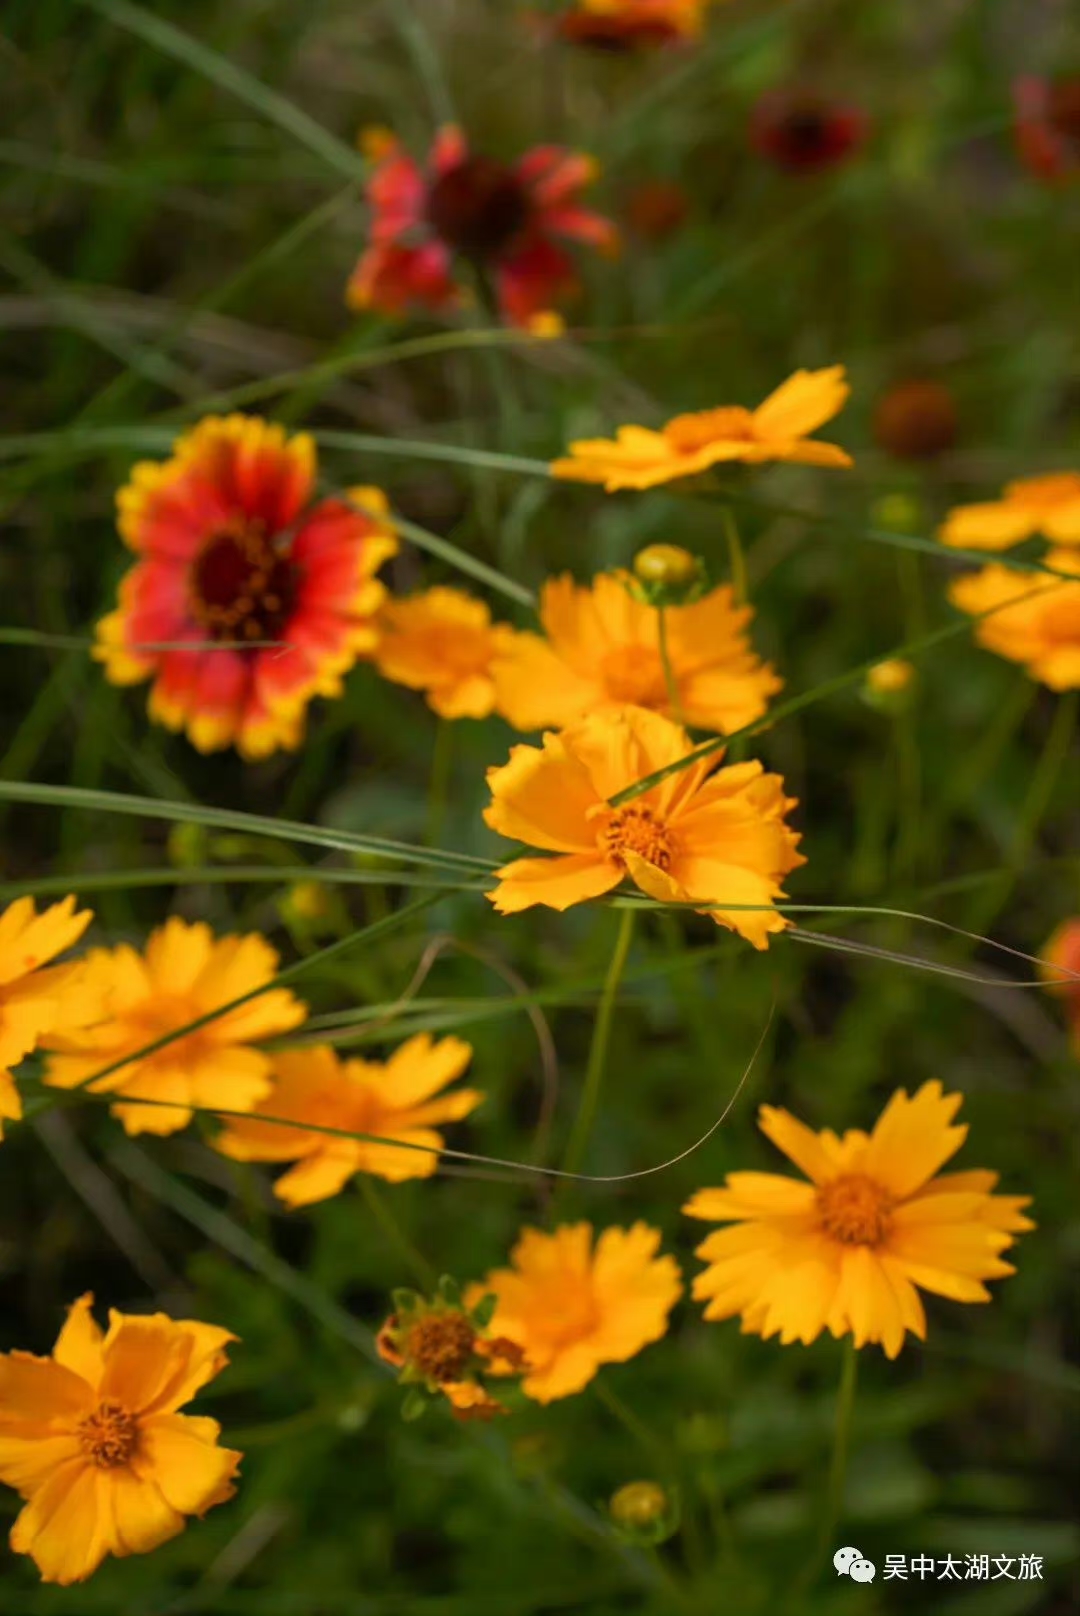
[1014,77,1080,181]
[347,126,618,326]
[751,91,868,174]
[553,0,706,50]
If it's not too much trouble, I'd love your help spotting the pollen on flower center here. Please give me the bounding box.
[600,646,668,707]
[599,806,674,871]
[78,1401,139,1468]
[664,407,755,454]
[406,1312,477,1383]
[190,517,296,642]
[816,1172,894,1247]
[425,156,531,259]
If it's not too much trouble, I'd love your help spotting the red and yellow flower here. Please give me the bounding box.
[483,706,804,948]
[550,367,852,490]
[95,416,397,758]
[750,91,868,174]
[347,126,618,327]
[0,1294,239,1584]
[685,1082,1033,1358]
[492,570,780,733]
[552,0,712,50]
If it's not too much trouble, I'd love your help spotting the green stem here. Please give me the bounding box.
[794,1339,859,1596]
[595,1380,708,1582]
[657,607,686,725]
[359,1176,435,1288]
[721,506,748,606]
[561,908,636,1177]
[425,717,454,849]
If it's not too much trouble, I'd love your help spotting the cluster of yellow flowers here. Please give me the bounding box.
[7,349,1075,1583]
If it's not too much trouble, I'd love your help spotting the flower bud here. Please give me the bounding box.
[873,379,958,462]
[608,1480,679,1545]
[629,545,707,606]
[863,658,916,712]
[166,822,207,869]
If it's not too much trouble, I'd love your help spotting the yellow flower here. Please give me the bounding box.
[948,549,1080,689]
[549,366,852,491]
[466,1223,681,1402]
[492,571,779,733]
[43,918,307,1136]
[213,1036,482,1204]
[483,706,804,949]
[684,1081,1033,1359]
[373,586,516,719]
[0,1293,239,1585]
[0,896,95,1138]
[864,657,916,700]
[940,473,1080,551]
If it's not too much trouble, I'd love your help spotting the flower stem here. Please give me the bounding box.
[656,606,686,726]
[358,1175,435,1289]
[721,506,747,606]
[561,907,635,1178]
[795,1338,859,1594]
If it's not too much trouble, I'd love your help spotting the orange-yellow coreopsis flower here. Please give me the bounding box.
[213,1036,481,1204]
[374,586,516,719]
[0,1294,239,1585]
[95,416,397,758]
[0,896,95,1138]
[549,367,852,491]
[940,473,1080,551]
[483,706,804,948]
[492,571,780,733]
[685,1082,1033,1359]
[467,1223,681,1402]
[43,918,306,1136]
[948,549,1080,690]
[376,1285,526,1421]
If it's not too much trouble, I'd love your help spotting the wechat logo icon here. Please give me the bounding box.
[834,1546,876,1583]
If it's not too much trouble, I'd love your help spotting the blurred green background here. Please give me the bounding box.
[1,1,1078,1612]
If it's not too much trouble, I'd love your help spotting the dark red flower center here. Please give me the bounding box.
[426,156,531,259]
[190,518,296,642]
[779,109,832,157]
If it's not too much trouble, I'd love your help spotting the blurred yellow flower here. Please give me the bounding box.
[43,918,306,1136]
[949,549,1080,689]
[214,1036,481,1203]
[940,472,1080,551]
[865,657,915,696]
[0,1293,239,1585]
[685,1081,1033,1359]
[374,587,516,719]
[1042,918,1080,1049]
[0,896,95,1139]
[484,706,804,948]
[493,571,778,734]
[467,1223,681,1402]
[549,366,852,491]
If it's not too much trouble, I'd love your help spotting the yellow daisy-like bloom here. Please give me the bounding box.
[948,548,1080,690]
[483,706,804,949]
[0,1294,240,1585]
[373,586,516,719]
[0,896,95,1139]
[492,572,780,733]
[43,918,307,1137]
[549,366,852,491]
[940,472,1080,551]
[213,1036,481,1204]
[466,1223,682,1403]
[684,1082,1033,1360]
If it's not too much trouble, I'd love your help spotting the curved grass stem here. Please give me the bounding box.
[561,907,636,1178]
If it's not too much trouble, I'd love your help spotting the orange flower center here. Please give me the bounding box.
[599,805,674,871]
[816,1173,893,1247]
[190,516,296,642]
[664,407,755,455]
[600,646,669,707]
[78,1401,139,1468]
[405,1312,477,1383]
[426,156,531,259]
